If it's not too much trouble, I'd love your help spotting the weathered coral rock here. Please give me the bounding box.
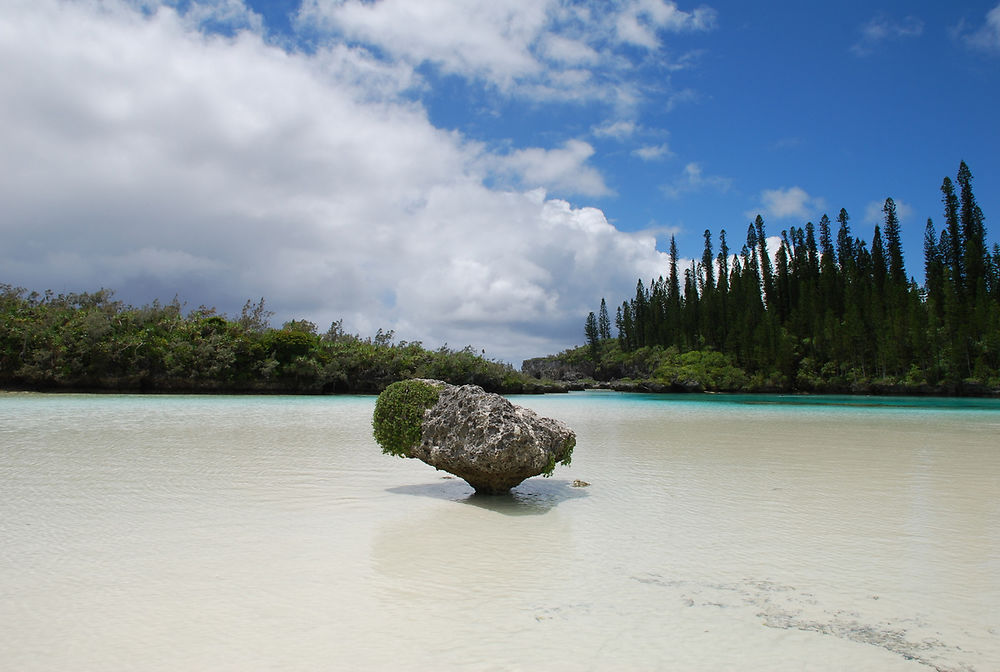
[410,380,576,494]
[521,355,594,383]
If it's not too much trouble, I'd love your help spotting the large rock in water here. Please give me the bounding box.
[397,380,575,494]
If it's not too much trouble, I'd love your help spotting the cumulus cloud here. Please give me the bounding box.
[486,139,612,197]
[850,14,924,56]
[751,187,826,221]
[0,0,668,361]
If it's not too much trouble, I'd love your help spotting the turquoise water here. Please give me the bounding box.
[517,388,1000,411]
[1,391,998,670]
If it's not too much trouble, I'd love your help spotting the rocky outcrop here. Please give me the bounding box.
[408,380,576,494]
[521,356,594,382]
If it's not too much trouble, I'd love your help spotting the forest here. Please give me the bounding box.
[569,161,1000,395]
[0,290,558,395]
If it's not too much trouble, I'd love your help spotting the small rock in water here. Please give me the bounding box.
[373,379,576,494]
[572,479,590,487]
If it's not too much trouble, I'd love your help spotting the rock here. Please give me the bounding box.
[380,379,576,495]
[521,356,594,382]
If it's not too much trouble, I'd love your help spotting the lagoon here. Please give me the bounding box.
[1,391,998,670]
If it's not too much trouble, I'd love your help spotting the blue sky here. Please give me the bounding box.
[2,0,999,361]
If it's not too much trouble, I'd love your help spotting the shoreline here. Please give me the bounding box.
[4,378,999,398]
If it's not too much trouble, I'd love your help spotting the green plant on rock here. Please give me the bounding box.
[542,454,557,477]
[372,379,440,457]
[541,436,575,477]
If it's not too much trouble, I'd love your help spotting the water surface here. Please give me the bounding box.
[1,391,998,670]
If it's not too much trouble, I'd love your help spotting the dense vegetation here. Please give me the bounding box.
[372,380,441,457]
[572,162,1000,395]
[0,289,557,394]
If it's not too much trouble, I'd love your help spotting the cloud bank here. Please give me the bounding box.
[0,0,676,361]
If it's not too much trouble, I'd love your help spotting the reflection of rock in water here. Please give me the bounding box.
[633,574,977,672]
[386,477,589,516]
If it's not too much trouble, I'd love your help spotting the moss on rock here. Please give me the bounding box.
[372,379,441,457]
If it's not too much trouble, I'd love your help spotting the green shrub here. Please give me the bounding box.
[372,380,440,457]
[265,329,316,364]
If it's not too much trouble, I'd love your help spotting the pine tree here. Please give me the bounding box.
[774,232,791,323]
[619,302,634,351]
[957,161,988,300]
[650,276,669,346]
[632,280,648,348]
[819,214,836,266]
[714,229,731,349]
[717,229,730,291]
[883,198,905,286]
[924,218,944,319]
[683,262,700,347]
[615,305,625,348]
[598,298,612,341]
[701,229,715,292]
[836,209,854,273]
[941,176,963,294]
[755,216,776,309]
[805,220,819,277]
[668,236,681,316]
[818,213,840,321]
[871,224,888,294]
[584,311,600,360]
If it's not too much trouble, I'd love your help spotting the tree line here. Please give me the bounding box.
[0,289,558,394]
[581,162,1000,393]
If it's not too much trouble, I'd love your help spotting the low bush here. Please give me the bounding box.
[371,380,440,457]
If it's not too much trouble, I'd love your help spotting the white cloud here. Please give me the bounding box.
[174,0,264,34]
[298,0,548,89]
[0,0,665,361]
[540,33,601,65]
[633,143,673,161]
[487,140,611,197]
[850,14,924,56]
[962,3,1000,53]
[662,162,731,198]
[615,0,716,48]
[297,0,716,105]
[593,120,638,140]
[752,187,826,221]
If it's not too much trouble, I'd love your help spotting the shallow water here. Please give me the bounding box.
[1,391,998,671]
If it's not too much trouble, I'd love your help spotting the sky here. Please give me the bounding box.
[2,0,999,363]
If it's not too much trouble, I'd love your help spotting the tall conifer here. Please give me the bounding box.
[598,298,612,341]
[883,197,905,285]
[957,161,987,297]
